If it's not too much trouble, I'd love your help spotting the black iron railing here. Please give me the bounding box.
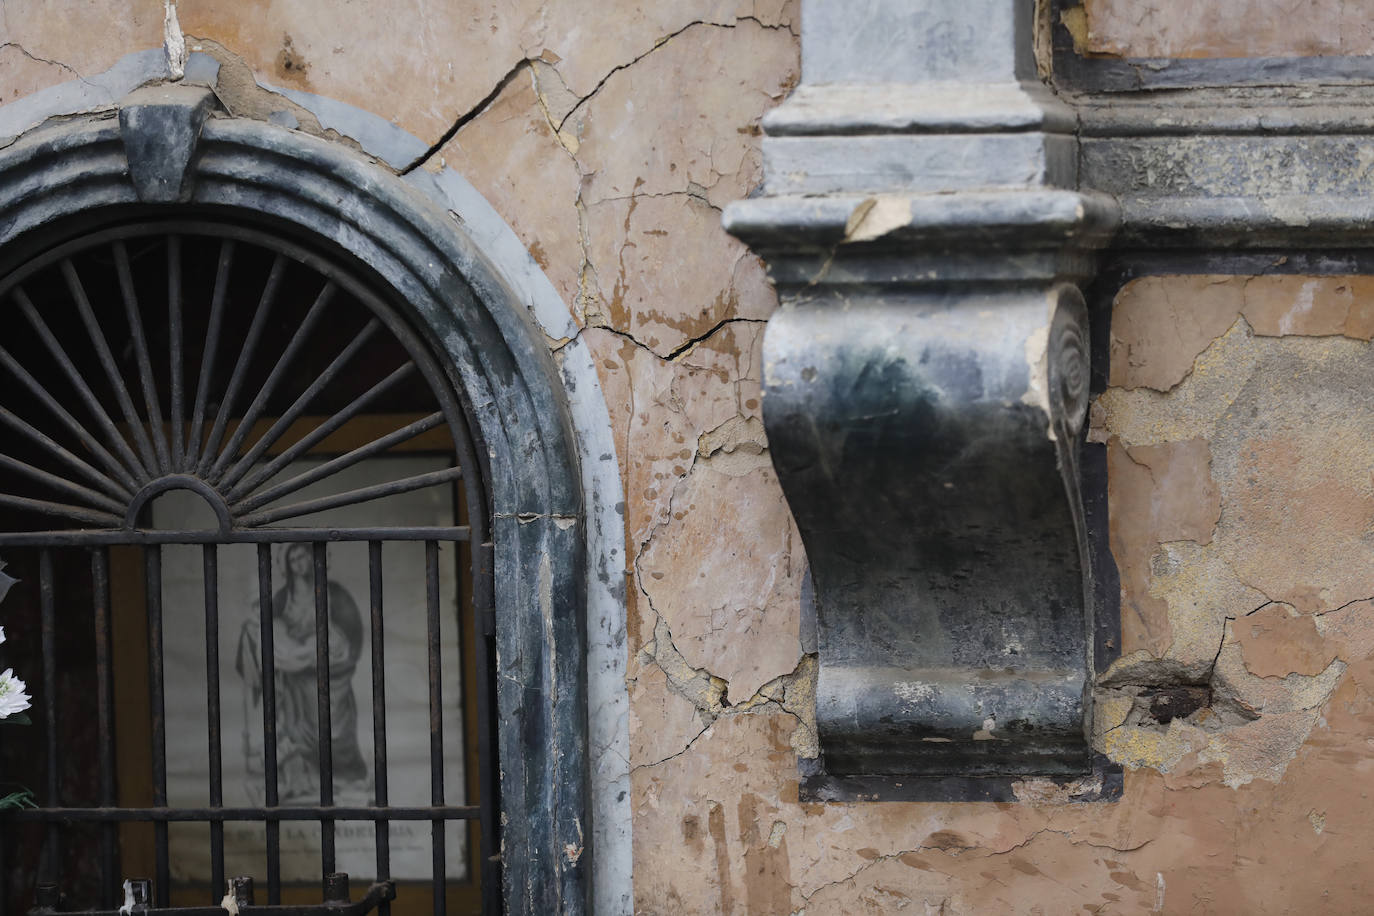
[0,223,498,915]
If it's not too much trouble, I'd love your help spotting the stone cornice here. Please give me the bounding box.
[1076,87,1374,248]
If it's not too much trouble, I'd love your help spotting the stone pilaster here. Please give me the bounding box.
[725,0,1118,798]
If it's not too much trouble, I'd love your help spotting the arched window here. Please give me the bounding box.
[0,86,590,915]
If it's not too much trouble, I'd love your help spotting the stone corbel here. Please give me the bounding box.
[725,0,1119,799]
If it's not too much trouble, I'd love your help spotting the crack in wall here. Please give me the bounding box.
[556,17,795,134]
[631,590,818,767]
[398,56,533,175]
[403,14,789,184]
[0,41,86,83]
[596,187,722,212]
[1312,594,1374,617]
[797,826,1154,906]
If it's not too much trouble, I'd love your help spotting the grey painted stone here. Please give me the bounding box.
[183,50,221,87]
[760,282,1094,780]
[118,85,217,203]
[762,83,1076,136]
[801,0,1034,84]
[266,82,431,171]
[1084,135,1374,199]
[725,190,1117,254]
[734,0,1374,802]
[1078,89,1374,248]
[728,0,1107,797]
[761,133,1077,195]
[402,163,631,915]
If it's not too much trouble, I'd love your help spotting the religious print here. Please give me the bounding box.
[154,454,468,884]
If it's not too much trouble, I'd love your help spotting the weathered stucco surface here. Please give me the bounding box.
[1071,0,1374,58]
[628,274,1374,913]
[0,0,162,104]
[7,3,1374,913]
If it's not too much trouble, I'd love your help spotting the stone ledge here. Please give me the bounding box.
[724,190,1119,250]
[762,82,1076,136]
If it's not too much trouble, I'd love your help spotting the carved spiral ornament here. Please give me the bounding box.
[1048,286,1091,439]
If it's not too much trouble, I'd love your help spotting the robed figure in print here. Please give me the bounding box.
[235,542,369,803]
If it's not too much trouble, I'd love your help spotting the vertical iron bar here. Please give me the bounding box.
[39,550,58,883]
[314,543,335,881]
[52,264,160,475]
[207,283,337,484]
[426,541,445,916]
[186,240,235,468]
[145,546,169,906]
[199,255,287,477]
[227,362,416,500]
[204,545,225,900]
[3,299,149,483]
[167,236,185,467]
[218,319,382,495]
[92,548,117,908]
[113,240,172,472]
[475,541,499,915]
[257,544,281,904]
[368,541,391,916]
[0,791,6,916]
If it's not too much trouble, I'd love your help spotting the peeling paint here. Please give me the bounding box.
[1093,274,1373,794]
[1082,0,1374,59]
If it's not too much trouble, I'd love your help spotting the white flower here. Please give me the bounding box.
[0,668,30,719]
[0,625,5,646]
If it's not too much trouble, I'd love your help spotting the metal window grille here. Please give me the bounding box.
[0,220,498,915]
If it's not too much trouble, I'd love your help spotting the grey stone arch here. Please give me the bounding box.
[0,86,591,912]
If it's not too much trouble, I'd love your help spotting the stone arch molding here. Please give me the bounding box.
[0,71,631,916]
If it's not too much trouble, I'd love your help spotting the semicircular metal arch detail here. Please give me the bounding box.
[0,220,483,542]
[0,103,589,912]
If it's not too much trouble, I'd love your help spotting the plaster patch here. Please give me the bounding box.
[162,0,186,80]
[1108,275,1374,393]
[1106,439,1226,660]
[1100,321,1374,615]
[1236,603,1337,679]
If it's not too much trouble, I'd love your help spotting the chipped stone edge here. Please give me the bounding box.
[0,50,631,915]
[403,166,630,916]
[1,48,162,146]
[266,82,430,172]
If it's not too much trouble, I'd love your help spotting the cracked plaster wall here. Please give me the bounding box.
[629,274,1374,914]
[9,3,1374,915]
